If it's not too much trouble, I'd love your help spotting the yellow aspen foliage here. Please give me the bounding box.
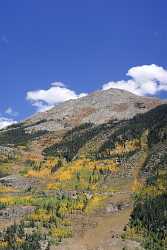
[0,196,15,205]
[105,139,140,156]
[28,209,51,222]
[55,169,73,181]
[141,180,166,197]
[0,241,8,248]
[61,219,71,227]
[132,178,143,192]
[16,237,24,245]
[73,200,85,211]
[26,168,50,178]
[54,159,118,182]
[156,178,166,192]
[58,204,69,217]
[50,227,72,239]
[43,157,60,169]
[0,185,17,193]
[125,226,142,240]
[0,195,32,206]
[25,157,62,178]
[47,182,61,190]
[85,194,106,213]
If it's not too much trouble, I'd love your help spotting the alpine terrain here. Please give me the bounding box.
[0,88,166,250]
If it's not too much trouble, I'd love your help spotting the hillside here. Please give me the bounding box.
[23,88,163,132]
[0,89,166,250]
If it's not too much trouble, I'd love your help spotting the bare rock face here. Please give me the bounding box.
[24,88,164,132]
[0,146,16,159]
[0,206,35,220]
[0,175,39,190]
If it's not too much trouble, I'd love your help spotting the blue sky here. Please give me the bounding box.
[0,0,167,127]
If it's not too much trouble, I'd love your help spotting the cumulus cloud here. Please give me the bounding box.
[0,117,17,130]
[5,107,18,117]
[102,64,167,96]
[26,82,87,112]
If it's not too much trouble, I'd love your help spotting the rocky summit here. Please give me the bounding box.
[24,88,163,132]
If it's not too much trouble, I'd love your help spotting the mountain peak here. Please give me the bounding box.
[24,88,164,132]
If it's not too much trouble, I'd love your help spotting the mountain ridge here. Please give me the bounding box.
[23,88,165,132]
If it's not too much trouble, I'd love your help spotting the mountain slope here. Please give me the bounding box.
[0,89,166,250]
[24,88,163,132]
[43,104,167,162]
[0,88,164,150]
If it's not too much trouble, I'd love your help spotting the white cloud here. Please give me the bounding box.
[26,82,87,112]
[51,81,66,87]
[5,107,18,117]
[31,101,54,112]
[102,64,167,96]
[0,107,18,129]
[0,117,17,130]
